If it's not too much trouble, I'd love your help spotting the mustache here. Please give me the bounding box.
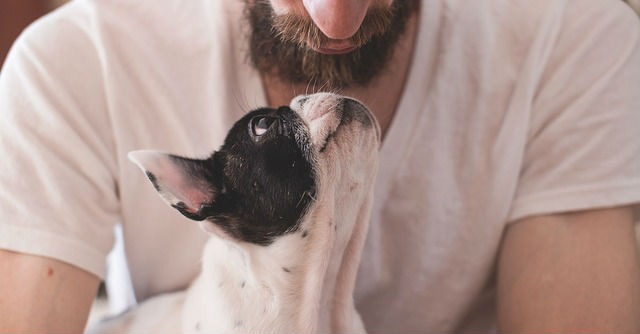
[271,5,396,50]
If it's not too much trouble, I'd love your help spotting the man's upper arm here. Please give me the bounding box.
[0,249,100,333]
[497,206,640,332]
[497,4,640,330]
[0,4,119,332]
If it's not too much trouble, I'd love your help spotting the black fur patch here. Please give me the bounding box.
[171,107,316,246]
[318,99,373,153]
[342,99,374,128]
[145,172,161,192]
[171,202,205,221]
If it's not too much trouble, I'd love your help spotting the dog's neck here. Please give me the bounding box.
[192,168,373,333]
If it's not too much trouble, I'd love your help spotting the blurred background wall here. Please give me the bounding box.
[0,0,67,66]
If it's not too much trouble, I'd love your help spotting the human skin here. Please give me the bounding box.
[0,250,99,333]
[269,0,393,40]
[498,207,640,332]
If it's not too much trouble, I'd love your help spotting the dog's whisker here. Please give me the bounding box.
[307,191,317,202]
[231,88,250,114]
[318,79,331,93]
[296,191,308,207]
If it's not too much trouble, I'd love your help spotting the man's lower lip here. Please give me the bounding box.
[313,46,357,55]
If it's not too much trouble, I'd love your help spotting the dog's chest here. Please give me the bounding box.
[181,237,302,333]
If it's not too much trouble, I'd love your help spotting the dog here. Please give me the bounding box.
[87,93,380,333]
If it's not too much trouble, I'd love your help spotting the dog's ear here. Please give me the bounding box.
[128,150,217,221]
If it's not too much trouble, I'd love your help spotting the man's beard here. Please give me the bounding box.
[246,1,417,89]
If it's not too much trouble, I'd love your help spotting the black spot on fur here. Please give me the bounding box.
[318,99,375,153]
[319,131,336,153]
[297,96,309,106]
[282,267,291,273]
[171,202,206,221]
[145,172,161,192]
[342,99,374,128]
[241,281,245,288]
[301,230,308,238]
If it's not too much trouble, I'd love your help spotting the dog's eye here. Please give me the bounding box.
[251,116,276,137]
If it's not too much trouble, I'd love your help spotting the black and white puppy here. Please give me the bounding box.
[89,93,380,333]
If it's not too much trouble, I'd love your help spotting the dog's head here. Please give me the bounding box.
[130,93,380,246]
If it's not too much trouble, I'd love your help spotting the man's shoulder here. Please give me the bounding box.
[441,0,637,39]
[13,0,246,64]
[430,0,639,70]
[485,0,638,37]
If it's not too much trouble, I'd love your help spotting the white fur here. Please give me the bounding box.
[87,93,380,334]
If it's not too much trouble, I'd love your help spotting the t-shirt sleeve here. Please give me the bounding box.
[508,1,640,222]
[0,5,119,278]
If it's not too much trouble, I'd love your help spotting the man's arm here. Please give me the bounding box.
[497,206,640,332]
[0,249,99,333]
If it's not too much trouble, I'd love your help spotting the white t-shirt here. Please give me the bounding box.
[1,0,639,332]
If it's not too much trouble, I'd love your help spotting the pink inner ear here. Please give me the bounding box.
[129,150,213,213]
[162,174,213,213]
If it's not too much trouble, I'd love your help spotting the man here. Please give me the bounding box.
[1,0,639,332]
